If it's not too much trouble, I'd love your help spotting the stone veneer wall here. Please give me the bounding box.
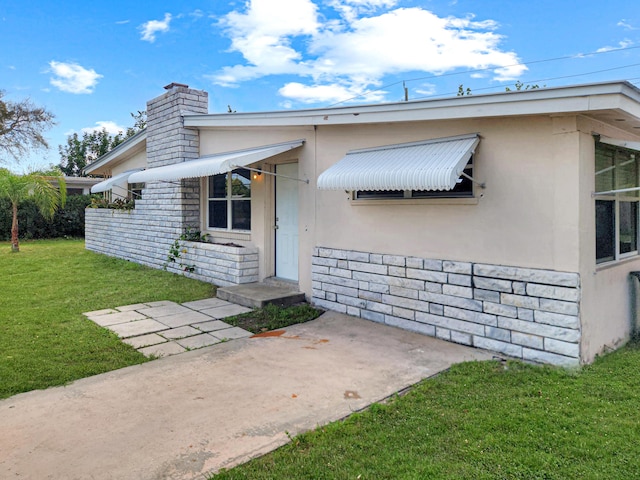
[311,247,581,367]
[172,239,258,285]
[85,85,216,279]
[85,209,258,286]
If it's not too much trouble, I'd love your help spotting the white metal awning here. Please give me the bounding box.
[90,169,144,193]
[599,135,640,152]
[317,134,480,191]
[127,139,305,184]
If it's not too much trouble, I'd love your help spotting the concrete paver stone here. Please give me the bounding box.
[138,341,187,358]
[212,327,252,341]
[182,298,231,311]
[200,304,252,319]
[89,310,149,327]
[123,333,168,349]
[177,333,221,350]
[143,300,178,307]
[116,303,150,312]
[155,311,214,329]
[108,319,169,339]
[83,308,118,317]
[195,320,233,332]
[160,326,202,340]
[136,304,195,318]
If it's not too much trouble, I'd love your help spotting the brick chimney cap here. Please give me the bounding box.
[164,82,189,90]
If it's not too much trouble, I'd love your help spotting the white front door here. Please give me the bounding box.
[275,163,299,281]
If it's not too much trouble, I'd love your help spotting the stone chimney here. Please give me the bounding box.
[146,83,208,168]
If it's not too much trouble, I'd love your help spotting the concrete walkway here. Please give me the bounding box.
[0,312,494,480]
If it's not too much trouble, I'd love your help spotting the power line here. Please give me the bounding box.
[411,63,640,100]
[327,44,640,106]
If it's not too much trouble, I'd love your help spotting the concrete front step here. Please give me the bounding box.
[216,283,306,309]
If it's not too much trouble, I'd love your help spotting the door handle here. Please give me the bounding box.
[273,225,279,230]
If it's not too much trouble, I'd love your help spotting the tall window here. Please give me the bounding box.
[207,169,251,231]
[595,141,640,264]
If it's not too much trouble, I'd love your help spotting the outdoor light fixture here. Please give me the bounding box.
[252,168,262,180]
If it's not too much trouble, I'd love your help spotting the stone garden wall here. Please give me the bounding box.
[85,208,258,286]
[311,247,581,366]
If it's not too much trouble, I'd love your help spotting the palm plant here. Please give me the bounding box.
[0,168,66,252]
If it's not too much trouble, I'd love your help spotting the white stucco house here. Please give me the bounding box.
[84,80,640,367]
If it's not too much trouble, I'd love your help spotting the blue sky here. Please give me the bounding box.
[2,0,639,171]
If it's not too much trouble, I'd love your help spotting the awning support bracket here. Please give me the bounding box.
[237,165,310,184]
[460,171,486,189]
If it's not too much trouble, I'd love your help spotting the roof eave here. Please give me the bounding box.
[184,81,640,128]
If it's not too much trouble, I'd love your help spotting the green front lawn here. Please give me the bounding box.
[212,344,640,479]
[0,239,215,399]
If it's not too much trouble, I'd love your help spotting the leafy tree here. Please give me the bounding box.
[129,110,146,132]
[457,84,472,96]
[0,168,66,252]
[505,81,542,92]
[58,129,119,176]
[58,110,146,177]
[0,91,55,164]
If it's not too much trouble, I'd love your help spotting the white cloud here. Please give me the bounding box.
[617,19,637,30]
[414,83,437,96]
[209,0,319,85]
[308,9,524,83]
[115,19,130,25]
[211,1,526,104]
[596,39,634,53]
[81,121,127,135]
[328,0,399,22]
[279,81,386,104]
[139,13,172,42]
[49,61,102,94]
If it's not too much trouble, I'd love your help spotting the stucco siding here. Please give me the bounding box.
[313,117,582,273]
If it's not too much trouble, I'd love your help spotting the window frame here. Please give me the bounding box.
[594,141,640,265]
[206,168,252,232]
[128,182,145,200]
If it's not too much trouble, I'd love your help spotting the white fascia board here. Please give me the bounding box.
[83,130,147,175]
[184,81,640,128]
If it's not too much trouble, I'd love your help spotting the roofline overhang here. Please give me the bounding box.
[83,129,147,175]
[184,81,640,128]
[51,176,102,186]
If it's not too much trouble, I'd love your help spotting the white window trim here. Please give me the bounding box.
[206,171,251,233]
[595,140,640,266]
[596,195,639,263]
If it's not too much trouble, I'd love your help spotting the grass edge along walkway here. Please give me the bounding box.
[0,239,215,399]
[211,344,640,479]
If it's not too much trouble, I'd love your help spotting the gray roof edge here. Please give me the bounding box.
[184,80,640,127]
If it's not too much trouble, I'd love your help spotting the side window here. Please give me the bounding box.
[594,141,640,264]
[128,183,145,200]
[207,169,251,231]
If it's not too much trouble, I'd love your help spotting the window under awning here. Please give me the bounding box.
[317,134,480,191]
[90,169,144,193]
[127,139,305,184]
